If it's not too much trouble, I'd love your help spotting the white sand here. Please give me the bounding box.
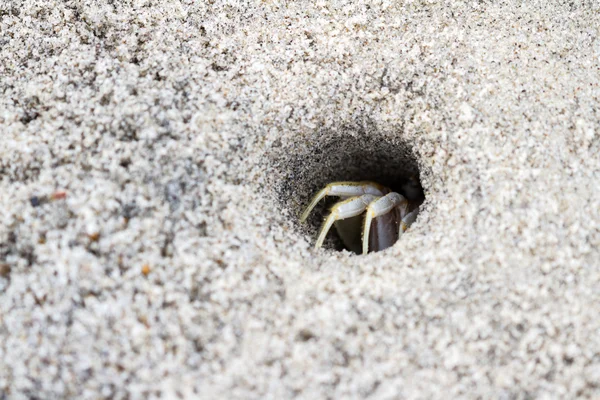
[2,0,600,398]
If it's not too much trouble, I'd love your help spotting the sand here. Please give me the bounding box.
[1,0,600,398]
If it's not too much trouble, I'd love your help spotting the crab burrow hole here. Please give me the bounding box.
[272,129,426,254]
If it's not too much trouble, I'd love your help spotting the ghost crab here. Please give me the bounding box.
[300,178,423,254]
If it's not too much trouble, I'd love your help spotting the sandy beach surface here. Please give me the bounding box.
[2,0,600,398]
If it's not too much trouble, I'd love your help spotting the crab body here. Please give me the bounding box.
[301,180,422,254]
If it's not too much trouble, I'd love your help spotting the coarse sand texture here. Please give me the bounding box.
[2,1,600,399]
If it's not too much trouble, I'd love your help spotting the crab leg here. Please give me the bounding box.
[315,194,379,249]
[362,193,409,254]
[399,207,419,238]
[300,182,386,223]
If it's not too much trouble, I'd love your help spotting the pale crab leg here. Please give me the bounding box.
[300,181,386,223]
[362,193,409,255]
[399,207,420,238]
[315,194,379,249]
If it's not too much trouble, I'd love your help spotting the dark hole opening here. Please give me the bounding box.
[270,128,425,254]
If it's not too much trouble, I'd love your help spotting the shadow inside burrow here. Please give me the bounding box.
[267,126,425,253]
